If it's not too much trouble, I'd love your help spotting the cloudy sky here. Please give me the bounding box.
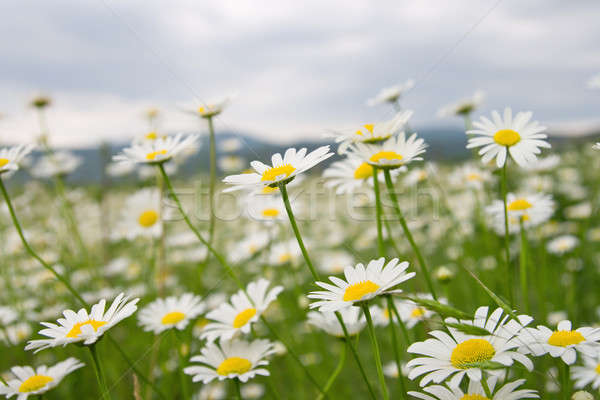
[1,0,599,147]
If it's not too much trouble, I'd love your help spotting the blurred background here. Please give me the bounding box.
[0,0,599,149]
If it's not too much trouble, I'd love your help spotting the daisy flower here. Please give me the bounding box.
[0,358,84,400]
[113,188,162,240]
[394,294,442,329]
[201,279,283,342]
[268,240,301,266]
[486,192,554,235]
[308,257,415,312]
[408,377,538,400]
[593,143,600,150]
[138,293,205,334]
[349,131,427,170]
[25,293,139,352]
[307,306,365,337]
[437,90,485,118]
[244,194,287,223]
[227,231,270,264]
[522,154,560,172]
[448,163,493,190]
[0,145,35,176]
[467,108,550,168]
[0,305,17,326]
[519,320,600,365]
[113,133,199,165]
[366,80,414,107]
[572,354,600,390]
[331,110,413,154]
[223,146,333,190]
[184,339,275,384]
[180,96,233,119]
[31,151,82,178]
[546,235,579,255]
[407,306,534,387]
[322,156,402,194]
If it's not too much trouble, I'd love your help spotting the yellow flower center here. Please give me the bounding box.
[138,210,159,227]
[261,164,296,182]
[261,208,280,218]
[146,149,167,160]
[343,280,380,302]
[262,186,279,194]
[66,319,107,338]
[493,129,521,146]
[460,395,489,400]
[145,132,158,140]
[369,151,403,164]
[161,311,186,325]
[278,253,292,263]
[19,375,54,393]
[233,308,257,328]
[410,307,426,318]
[0,158,9,168]
[355,124,374,137]
[547,330,585,347]
[595,363,600,375]
[354,162,374,179]
[450,339,496,369]
[217,357,252,376]
[466,173,482,182]
[508,198,533,211]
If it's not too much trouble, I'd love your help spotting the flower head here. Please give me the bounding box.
[486,192,554,235]
[0,145,35,176]
[366,80,414,107]
[180,96,233,118]
[349,132,427,170]
[113,188,162,240]
[408,377,538,400]
[437,90,485,117]
[572,354,600,390]
[113,133,199,165]
[323,156,402,194]
[307,306,365,337]
[138,293,205,334]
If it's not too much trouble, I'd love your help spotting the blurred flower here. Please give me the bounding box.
[547,235,579,255]
[113,133,199,165]
[138,294,205,334]
[0,145,35,177]
[307,306,365,337]
[350,132,427,170]
[486,192,554,235]
[408,377,538,400]
[366,80,414,107]
[437,90,485,117]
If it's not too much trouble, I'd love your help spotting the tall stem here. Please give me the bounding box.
[89,344,111,400]
[386,297,408,399]
[206,116,217,256]
[233,378,242,400]
[481,374,492,398]
[372,168,385,256]
[362,304,389,400]
[519,218,530,313]
[0,178,87,306]
[383,169,437,300]
[316,343,347,400]
[500,158,514,305]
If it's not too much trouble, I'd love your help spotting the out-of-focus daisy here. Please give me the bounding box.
[138,293,205,334]
[220,138,242,153]
[25,293,139,352]
[113,133,199,165]
[588,73,600,89]
[180,96,233,119]
[572,354,600,390]
[408,377,538,400]
[201,279,283,342]
[244,195,286,223]
[330,111,413,154]
[523,155,560,172]
[308,257,415,312]
[241,383,265,399]
[486,193,554,235]
[228,231,270,264]
[323,156,401,194]
[519,320,600,365]
[437,90,485,118]
[407,307,533,387]
[546,235,579,255]
[0,323,32,346]
[366,80,414,107]
[184,339,275,383]
[593,143,600,150]
[113,188,162,240]
[0,145,35,176]
[0,358,84,400]
[31,151,82,178]
[223,146,333,190]
[349,132,427,170]
[268,240,301,266]
[0,306,17,326]
[307,306,365,337]
[218,155,244,173]
[467,108,550,168]
[318,251,354,275]
[449,164,493,190]
[394,294,442,329]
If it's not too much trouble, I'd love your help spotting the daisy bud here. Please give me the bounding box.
[434,266,454,283]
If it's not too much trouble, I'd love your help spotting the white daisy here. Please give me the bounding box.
[448,163,493,190]
[366,80,414,107]
[349,132,427,170]
[407,307,534,387]
[180,96,233,119]
[394,294,442,329]
[307,306,365,337]
[467,108,550,168]
[31,151,82,178]
[113,188,162,240]
[228,231,270,264]
[0,306,17,326]
[522,155,560,172]
[519,320,600,365]
[408,377,538,400]
[268,240,302,266]
[184,339,275,384]
[113,133,199,165]
[308,257,415,312]
[323,156,401,194]
[546,235,579,255]
[25,293,139,352]
[223,146,333,190]
[0,145,35,176]
[138,293,205,334]
[331,111,413,154]
[572,354,600,390]
[243,194,287,223]
[0,358,84,400]
[201,279,283,342]
[437,90,485,118]
[486,193,554,235]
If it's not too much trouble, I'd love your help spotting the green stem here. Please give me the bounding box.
[234,378,243,400]
[372,167,385,256]
[382,169,437,300]
[89,344,111,400]
[206,116,217,257]
[361,303,389,400]
[316,342,347,400]
[388,297,411,344]
[386,297,408,399]
[481,374,492,397]
[560,362,570,400]
[519,218,530,313]
[500,158,514,306]
[0,178,87,306]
